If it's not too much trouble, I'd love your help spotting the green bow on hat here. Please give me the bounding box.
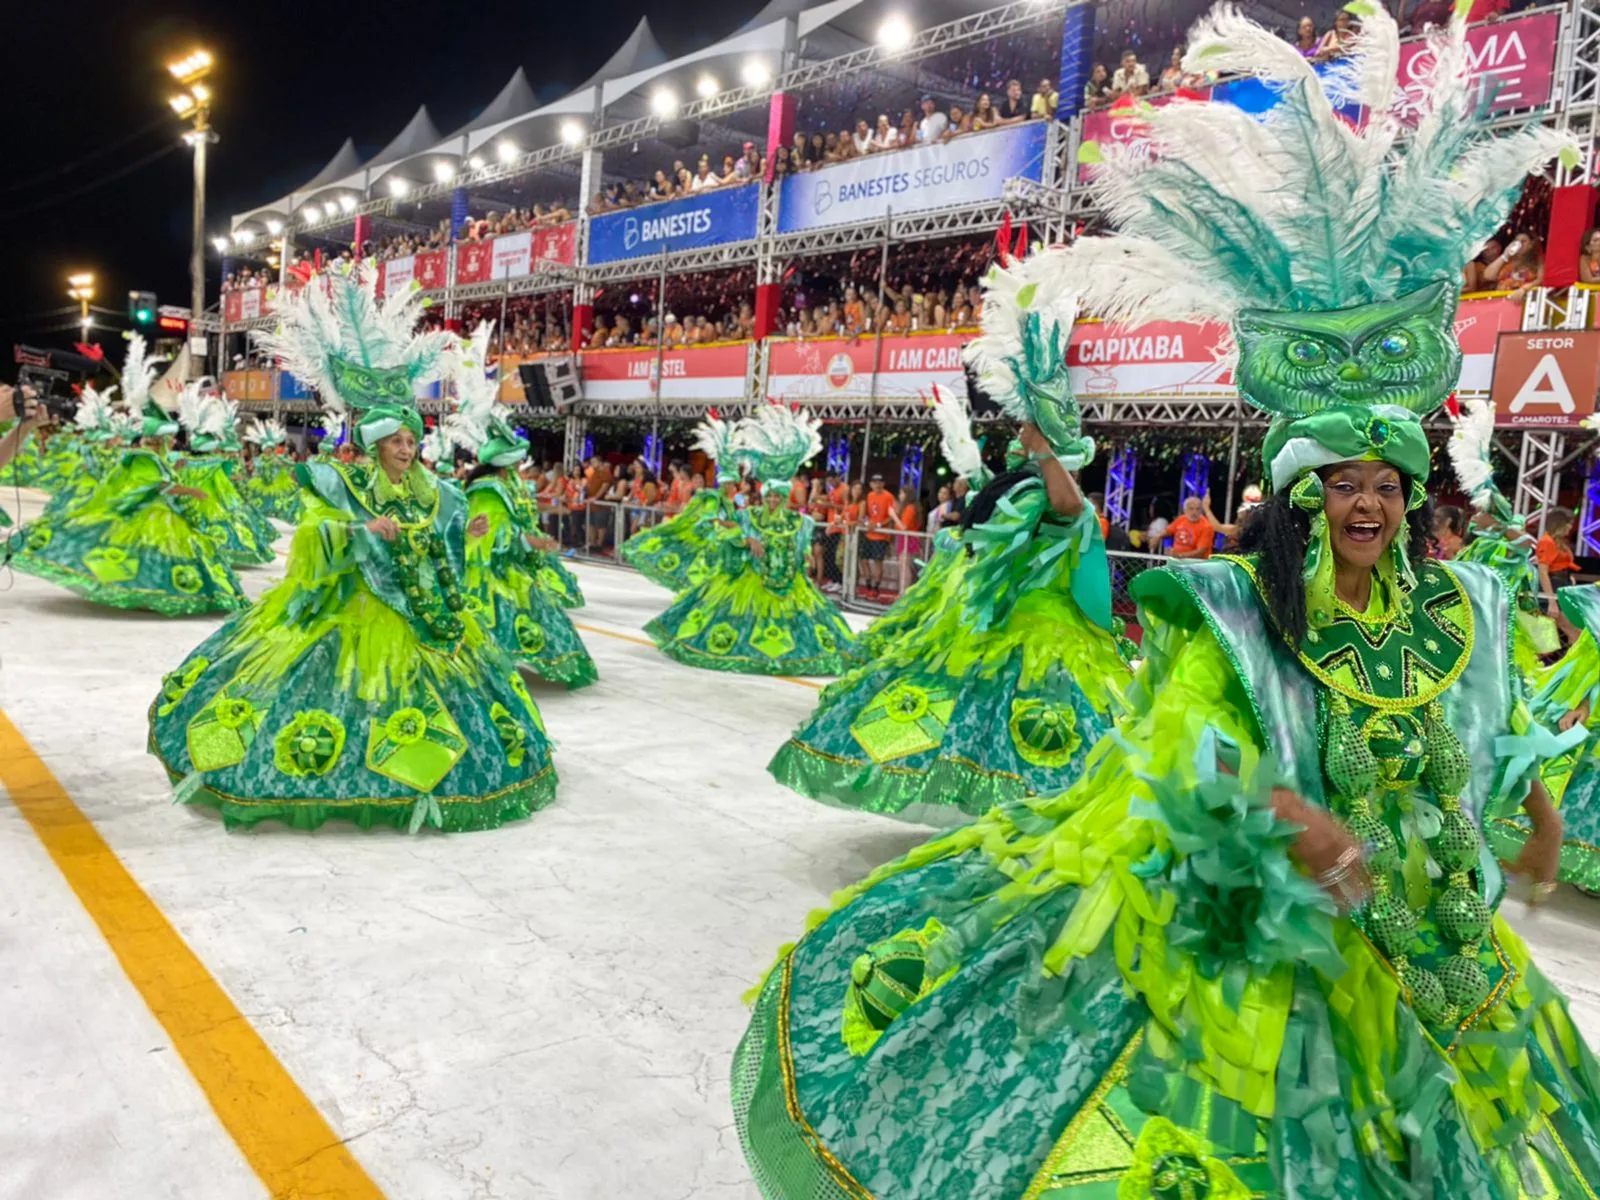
[476,412,528,469]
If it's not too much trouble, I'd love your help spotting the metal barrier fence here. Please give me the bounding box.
[547,497,1174,619]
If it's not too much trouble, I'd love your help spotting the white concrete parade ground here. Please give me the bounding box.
[3,486,1600,1199]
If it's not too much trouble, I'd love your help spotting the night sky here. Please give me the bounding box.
[0,0,765,354]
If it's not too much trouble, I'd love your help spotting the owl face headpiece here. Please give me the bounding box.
[254,260,453,454]
[1026,0,1577,494]
[733,403,822,493]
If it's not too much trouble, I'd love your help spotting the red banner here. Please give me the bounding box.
[1396,11,1561,123]
[222,287,273,323]
[1067,320,1233,397]
[414,249,448,291]
[223,291,242,323]
[455,240,494,285]
[533,222,576,268]
[579,344,749,401]
[766,334,968,401]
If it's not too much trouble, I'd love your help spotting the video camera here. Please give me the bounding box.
[13,344,103,424]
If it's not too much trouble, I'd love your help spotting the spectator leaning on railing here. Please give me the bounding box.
[1579,228,1600,284]
[1111,51,1149,98]
[917,95,948,143]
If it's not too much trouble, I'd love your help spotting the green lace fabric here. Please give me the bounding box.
[769,482,1130,824]
[174,456,277,566]
[734,558,1600,1198]
[646,505,856,675]
[12,448,247,616]
[1494,585,1600,891]
[464,477,597,689]
[147,461,557,833]
[621,488,736,592]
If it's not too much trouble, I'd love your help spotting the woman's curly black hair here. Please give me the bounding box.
[1237,477,1433,651]
[464,461,500,487]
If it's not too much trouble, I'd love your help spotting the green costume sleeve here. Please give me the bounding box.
[961,474,1113,633]
[803,611,1337,1115]
[466,484,519,571]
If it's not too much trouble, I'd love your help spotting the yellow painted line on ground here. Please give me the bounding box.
[573,620,824,690]
[0,710,385,1200]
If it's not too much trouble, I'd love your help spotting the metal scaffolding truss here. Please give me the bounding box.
[450,268,580,303]
[582,239,761,285]
[1514,430,1566,530]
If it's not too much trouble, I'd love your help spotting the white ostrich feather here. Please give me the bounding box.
[120,334,157,410]
[73,384,116,433]
[733,403,822,483]
[420,426,450,466]
[1447,395,1497,509]
[176,382,207,435]
[439,321,499,455]
[691,411,737,465]
[929,386,984,483]
[243,417,288,448]
[320,407,346,442]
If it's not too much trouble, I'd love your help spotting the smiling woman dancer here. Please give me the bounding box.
[148,264,557,833]
[730,8,1600,1196]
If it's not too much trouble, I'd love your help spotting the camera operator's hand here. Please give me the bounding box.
[0,385,45,473]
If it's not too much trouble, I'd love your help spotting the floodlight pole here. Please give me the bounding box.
[185,119,219,379]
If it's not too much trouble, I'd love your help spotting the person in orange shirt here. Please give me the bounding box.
[814,472,848,591]
[891,486,924,592]
[1165,494,1215,559]
[860,474,897,598]
[788,472,810,511]
[842,285,866,337]
[1536,507,1579,620]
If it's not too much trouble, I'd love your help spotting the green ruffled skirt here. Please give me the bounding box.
[13,501,247,616]
[621,492,726,591]
[467,558,597,689]
[769,589,1130,824]
[646,564,856,675]
[734,810,1600,1199]
[1490,737,1600,892]
[846,528,966,667]
[535,551,584,609]
[148,584,558,833]
[178,464,277,566]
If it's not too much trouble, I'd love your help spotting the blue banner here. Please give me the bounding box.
[778,122,1048,234]
[587,184,761,265]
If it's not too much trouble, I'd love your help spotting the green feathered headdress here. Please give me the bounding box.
[692,409,744,484]
[964,247,1092,469]
[733,403,822,491]
[1024,1,1578,492]
[254,260,450,454]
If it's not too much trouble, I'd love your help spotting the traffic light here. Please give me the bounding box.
[129,290,157,325]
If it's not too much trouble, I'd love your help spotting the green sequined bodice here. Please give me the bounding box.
[1236,556,1508,1044]
[748,506,802,589]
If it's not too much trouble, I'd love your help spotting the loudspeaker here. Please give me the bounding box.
[658,119,701,149]
[519,357,582,411]
[519,362,551,409]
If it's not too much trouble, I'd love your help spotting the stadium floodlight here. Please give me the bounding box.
[877,14,913,50]
[167,49,214,84]
[388,177,410,197]
[169,93,197,117]
[650,87,678,118]
[560,121,583,146]
[497,140,520,163]
[212,237,230,253]
[265,219,283,235]
[234,230,255,246]
[696,74,719,99]
[339,194,357,213]
[468,155,485,171]
[434,161,456,182]
[322,202,339,219]
[741,60,771,88]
